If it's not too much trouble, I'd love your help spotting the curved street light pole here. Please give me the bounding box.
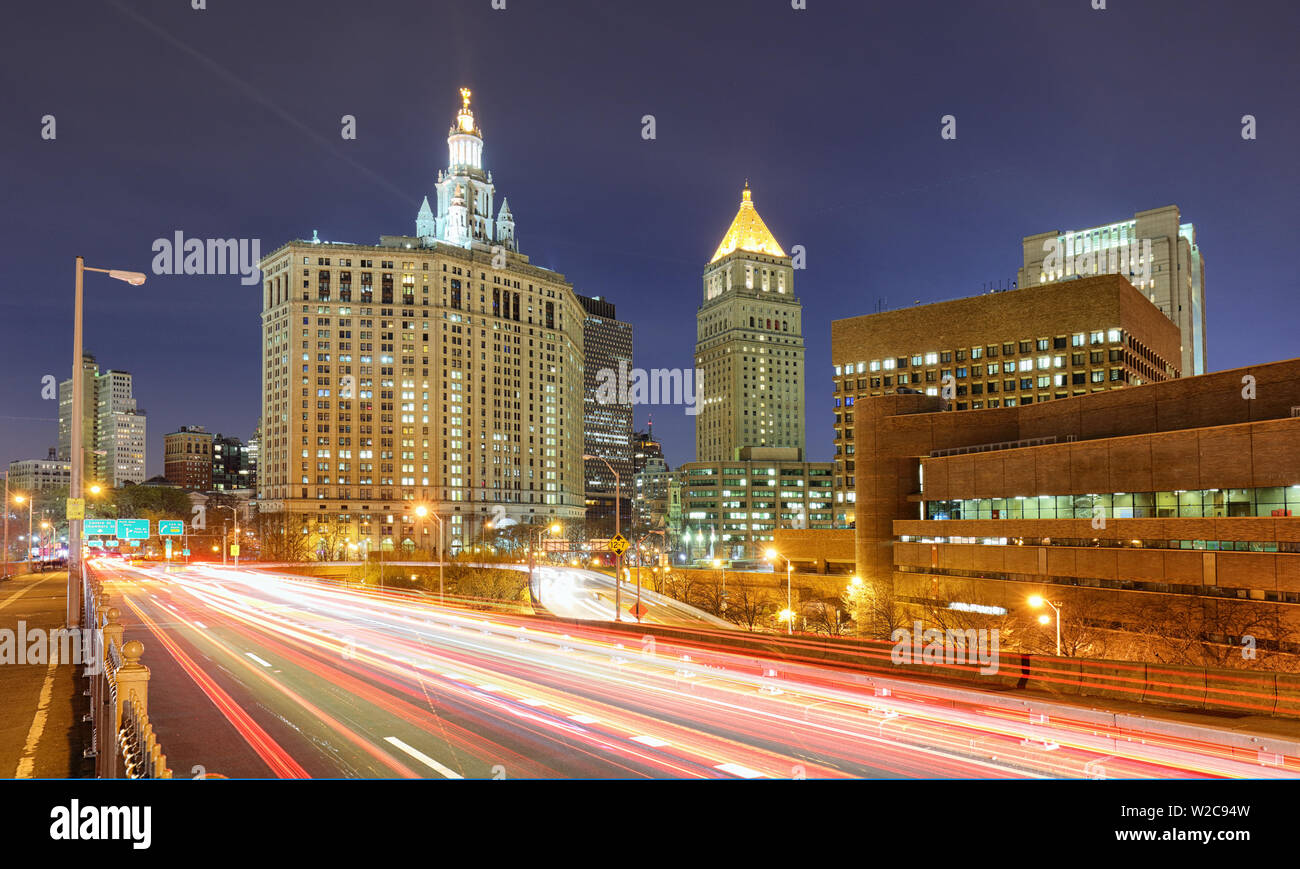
[68,258,146,627]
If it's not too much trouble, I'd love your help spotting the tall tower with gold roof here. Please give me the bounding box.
[694,183,804,462]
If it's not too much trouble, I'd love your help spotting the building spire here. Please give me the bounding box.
[454,87,480,136]
[709,181,785,264]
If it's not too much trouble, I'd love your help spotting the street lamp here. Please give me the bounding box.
[217,504,239,567]
[528,521,562,608]
[1029,594,1062,656]
[583,453,622,618]
[68,258,146,627]
[415,504,445,605]
[13,494,33,569]
[766,547,794,635]
[713,557,727,615]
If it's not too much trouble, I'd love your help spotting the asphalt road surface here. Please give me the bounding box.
[89,559,1300,780]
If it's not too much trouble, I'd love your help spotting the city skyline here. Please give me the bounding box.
[2,0,1297,480]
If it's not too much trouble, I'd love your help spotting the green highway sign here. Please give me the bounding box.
[84,519,117,536]
[117,519,150,540]
[107,539,119,547]
[158,520,185,536]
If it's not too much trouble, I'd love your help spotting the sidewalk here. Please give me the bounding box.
[0,571,90,778]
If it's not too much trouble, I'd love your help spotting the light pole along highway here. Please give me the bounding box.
[582,454,622,618]
[68,257,146,627]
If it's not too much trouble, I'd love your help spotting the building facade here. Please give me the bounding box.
[212,433,253,491]
[695,184,805,463]
[257,89,586,555]
[57,355,147,487]
[830,274,1182,526]
[676,447,833,562]
[856,358,1300,654]
[6,450,71,493]
[164,426,214,490]
[577,294,633,526]
[1018,205,1207,376]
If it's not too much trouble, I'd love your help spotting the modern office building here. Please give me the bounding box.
[212,433,254,491]
[6,450,71,493]
[1018,205,1207,376]
[695,183,805,463]
[164,426,214,490]
[856,358,1300,653]
[577,293,633,526]
[830,274,1182,526]
[57,354,147,487]
[676,447,834,561]
[257,89,586,555]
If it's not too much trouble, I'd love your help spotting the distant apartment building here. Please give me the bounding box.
[830,274,1182,526]
[633,455,672,529]
[676,447,834,561]
[1018,205,1206,376]
[578,294,634,526]
[633,427,665,474]
[164,426,214,490]
[6,450,71,493]
[856,358,1300,653]
[58,354,147,487]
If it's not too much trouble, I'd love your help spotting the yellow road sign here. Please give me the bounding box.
[609,534,629,556]
[66,498,85,520]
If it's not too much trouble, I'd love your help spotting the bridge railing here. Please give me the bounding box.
[82,566,172,779]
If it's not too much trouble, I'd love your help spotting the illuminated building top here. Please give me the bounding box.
[708,182,786,264]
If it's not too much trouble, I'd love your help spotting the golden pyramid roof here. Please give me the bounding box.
[708,182,786,264]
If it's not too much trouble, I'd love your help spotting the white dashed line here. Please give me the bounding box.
[715,762,765,779]
[630,735,669,747]
[245,652,272,667]
[384,737,463,779]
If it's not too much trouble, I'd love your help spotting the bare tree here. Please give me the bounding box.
[842,577,908,639]
[726,576,776,632]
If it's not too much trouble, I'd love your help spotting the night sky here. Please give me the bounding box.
[2,0,1297,477]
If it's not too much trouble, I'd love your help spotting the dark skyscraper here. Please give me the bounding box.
[578,294,634,525]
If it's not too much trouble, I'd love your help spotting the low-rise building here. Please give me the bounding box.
[855,357,1300,656]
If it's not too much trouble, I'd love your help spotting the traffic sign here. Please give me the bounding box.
[107,539,119,548]
[230,544,240,557]
[158,520,184,536]
[182,549,190,557]
[66,498,85,520]
[165,539,173,559]
[609,534,629,556]
[117,519,150,540]
[84,519,116,536]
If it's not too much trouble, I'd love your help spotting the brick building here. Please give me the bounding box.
[854,358,1300,655]
[831,274,1183,526]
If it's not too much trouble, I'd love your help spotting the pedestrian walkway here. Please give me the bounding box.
[0,571,88,778]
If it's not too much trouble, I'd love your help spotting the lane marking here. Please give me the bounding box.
[245,652,272,667]
[630,735,669,747]
[715,762,766,779]
[384,736,464,779]
[194,621,207,630]
[568,714,599,724]
[13,655,58,778]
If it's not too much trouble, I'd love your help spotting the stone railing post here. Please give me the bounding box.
[114,639,150,732]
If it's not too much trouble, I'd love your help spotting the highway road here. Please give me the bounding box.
[90,559,1300,780]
